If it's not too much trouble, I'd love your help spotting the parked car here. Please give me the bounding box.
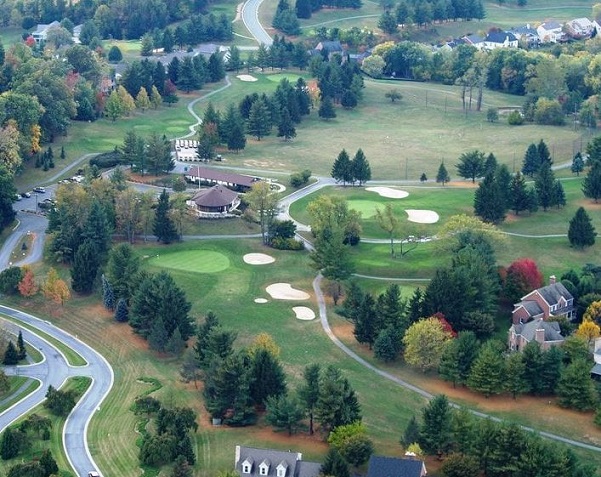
[14,194,21,201]
[21,192,31,198]
[33,186,45,193]
[88,472,100,477]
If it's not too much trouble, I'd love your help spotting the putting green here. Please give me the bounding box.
[266,73,301,83]
[148,250,230,273]
[347,200,384,218]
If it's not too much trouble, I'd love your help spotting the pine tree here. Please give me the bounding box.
[552,180,566,208]
[153,189,179,244]
[318,97,337,120]
[16,331,26,360]
[509,172,530,215]
[419,394,452,455]
[223,104,247,152]
[438,341,460,387]
[582,160,601,203]
[299,363,321,435]
[474,172,506,223]
[3,341,19,365]
[39,449,59,477]
[436,162,450,185]
[504,352,528,399]
[332,149,352,186]
[571,152,585,176]
[557,360,598,410]
[320,449,350,477]
[114,298,129,322]
[135,86,151,111]
[353,294,377,348]
[400,415,421,447]
[277,107,296,141]
[101,274,115,311]
[149,317,169,352]
[568,206,597,249]
[373,327,403,362]
[537,139,552,165]
[166,326,185,355]
[522,143,539,177]
[71,239,100,294]
[467,341,505,397]
[351,149,371,185]
[534,160,556,210]
[250,348,287,406]
[247,98,272,140]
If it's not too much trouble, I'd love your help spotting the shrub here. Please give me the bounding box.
[89,150,126,168]
[270,237,304,250]
[507,110,524,125]
[486,107,498,123]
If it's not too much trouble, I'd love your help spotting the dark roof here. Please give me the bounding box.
[512,318,564,343]
[316,40,343,52]
[367,456,425,477]
[536,282,573,306]
[235,446,320,477]
[512,25,538,35]
[540,21,562,30]
[486,31,517,43]
[521,300,544,317]
[191,184,238,207]
[463,34,484,44]
[187,166,258,188]
[591,363,601,376]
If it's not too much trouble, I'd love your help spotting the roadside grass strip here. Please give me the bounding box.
[0,378,41,415]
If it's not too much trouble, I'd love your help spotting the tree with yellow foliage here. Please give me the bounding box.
[576,319,601,347]
[248,333,280,358]
[403,317,453,372]
[43,268,70,305]
[583,300,601,325]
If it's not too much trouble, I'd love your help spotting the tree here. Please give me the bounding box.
[318,97,337,120]
[504,352,529,399]
[486,108,499,123]
[473,172,506,224]
[509,172,532,215]
[467,341,505,397]
[171,455,193,477]
[39,449,58,477]
[249,348,287,406]
[70,239,100,294]
[320,449,350,477]
[3,341,18,365]
[378,10,398,34]
[265,394,306,435]
[314,365,361,435]
[353,293,378,348]
[332,149,353,186]
[299,363,321,435]
[0,428,22,460]
[153,189,179,244]
[568,207,597,249]
[582,160,601,203]
[18,267,37,297]
[140,33,154,56]
[385,89,402,102]
[436,162,450,185]
[44,385,76,416]
[0,165,16,231]
[108,45,123,62]
[136,87,151,111]
[419,394,452,455]
[504,258,544,303]
[247,98,271,140]
[572,152,585,176]
[534,160,557,211]
[557,360,598,410]
[114,298,129,322]
[146,133,174,175]
[575,319,601,346]
[403,317,453,372]
[104,89,124,121]
[245,182,279,245]
[522,143,540,177]
[456,150,485,183]
[329,422,374,467]
[400,415,421,447]
[277,107,296,141]
[441,453,479,477]
[351,149,371,185]
[106,243,140,300]
[0,267,24,295]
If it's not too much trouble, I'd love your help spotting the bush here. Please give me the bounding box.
[0,267,24,295]
[108,45,123,62]
[270,237,304,250]
[486,107,498,123]
[289,169,311,188]
[507,110,524,125]
[89,150,127,168]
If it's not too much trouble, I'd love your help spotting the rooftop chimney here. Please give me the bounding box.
[535,319,545,344]
[549,275,556,285]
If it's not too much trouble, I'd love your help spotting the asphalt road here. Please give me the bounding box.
[0,305,114,477]
[241,0,273,45]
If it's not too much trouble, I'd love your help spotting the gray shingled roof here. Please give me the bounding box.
[187,166,258,188]
[236,447,320,477]
[191,184,238,207]
[486,31,517,43]
[522,300,544,316]
[297,462,322,477]
[537,282,573,306]
[513,319,564,343]
[367,456,425,477]
[541,21,562,30]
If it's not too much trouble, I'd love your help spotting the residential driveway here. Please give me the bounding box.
[0,305,114,477]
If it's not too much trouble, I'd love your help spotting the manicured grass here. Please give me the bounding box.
[184,216,261,236]
[147,249,231,273]
[0,376,92,477]
[0,27,25,46]
[0,315,87,367]
[0,378,40,414]
[265,73,304,82]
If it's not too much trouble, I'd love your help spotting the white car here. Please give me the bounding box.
[88,472,100,477]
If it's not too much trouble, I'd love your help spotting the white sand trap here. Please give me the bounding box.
[254,298,268,304]
[405,209,440,224]
[293,306,315,320]
[237,74,258,82]
[266,283,310,300]
[365,187,409,199]
[244,253,275,265]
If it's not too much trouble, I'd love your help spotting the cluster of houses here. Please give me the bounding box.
[444,17,599,51]
[234,446,427,477]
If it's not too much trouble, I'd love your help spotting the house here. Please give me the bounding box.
[187,184,241,216]
[483,31,518,49]
[185,166,260,191]
[511,24,540,47]
[536,21,564,43]
[511,276,575,324]
[508,317,565,351]
[591,338,601,379]
[366,455,427,477]
[310,40,346,61]
[565,17,595,39]
[461,34,484,49]
[31,21,61,44]
[235,446,321,477]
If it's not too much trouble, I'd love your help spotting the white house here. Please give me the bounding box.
[31,21,61,43]
[536,21,564,43]
[461,34,484,49]
[483,31,519,50]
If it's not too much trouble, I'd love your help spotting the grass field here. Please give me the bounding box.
[0,378,40,414]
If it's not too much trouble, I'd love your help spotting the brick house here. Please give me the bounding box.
[508,317,565,351]
[511,276,574,325]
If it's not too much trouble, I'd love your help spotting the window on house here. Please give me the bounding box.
[260,466,268,476]
[243,465,251,474]
[277,468,286,477]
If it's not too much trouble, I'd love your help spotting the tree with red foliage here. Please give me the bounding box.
[18,267,38,297]
[433,312,457,338]
[504,258,544,303]
[24,36,35,47]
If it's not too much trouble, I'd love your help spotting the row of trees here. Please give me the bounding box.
[331,149,372,186]
[404,394,595,476]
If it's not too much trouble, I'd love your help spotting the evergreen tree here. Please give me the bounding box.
[266,394,306,435]
[400,415,421,447]
[153,189,179,244]
[3,341,19,365]
[166,326,185,355]
[332,149,353,186]
[16,331,26,360]
[83,199,112,259]
[296,0,313,18]
[341,90,358,109]
[484,152,498,175]
[504,352,528,399]
[534,160,556,210]
[0,428,20,459]
[552,180,566,208]
[467,341,505,397]
[456,150,485,183]
[557,360,598,410]
[378,10,398,34]
[537,139,552,165]
[474,172,506,223]
[353,293,378,348]
[582,160,601,203]
[314,365,361,435]
[277,107,296,141]
[419,394,452,455]
[106,243,140,301]
[320,449,350,477]
[522,143,539,177]
[509,172,531,215]
[298,363,321,435]
[571,151,585,176]
[568,207,597,249]
[540,345,563,395]
[249,348,287,406]
[351,149,371,185]
[318,97,337,120]
[39,449,59,477]
[171,455,193,477]
[522,341,544,395]
[101,274,115,311]
[436,162,450,185]
[114,298,129,322]
[373,327,403,362]
[208,52,226,82]
[247,98,272,140]
[438,341,460,387]
[71,239,100,294]
[222,104,247,152]
[148,317,169,352]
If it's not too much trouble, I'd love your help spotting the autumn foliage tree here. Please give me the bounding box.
[503,258,544,303]
[18,267,38,297]
[403,317,453,372]
[583,300,601,325]
[42,268,71,305]
[575,319,601,346]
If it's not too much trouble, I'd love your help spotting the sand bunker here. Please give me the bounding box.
[243,253,275,265]
[405,209,440,224]
[237,74,258,82]
[365,187,409,199]
[254,298,268,304]
[293,306,315,320]
[266,283,310,300]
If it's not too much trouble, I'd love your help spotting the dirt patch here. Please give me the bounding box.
[365,187,409,199]
[293,306,315,320]
[266,283,310,300]
[243,253,275,265]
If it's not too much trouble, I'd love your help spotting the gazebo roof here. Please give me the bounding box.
[191,184,238,207]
